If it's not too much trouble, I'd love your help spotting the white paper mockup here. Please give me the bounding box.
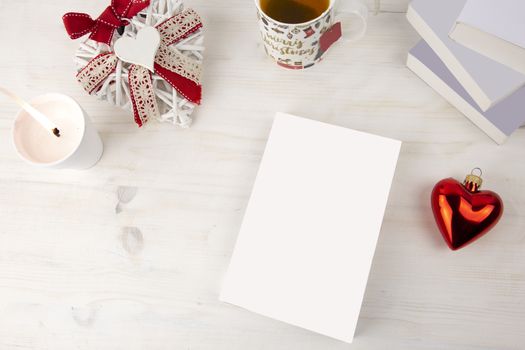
[220,113,401,343]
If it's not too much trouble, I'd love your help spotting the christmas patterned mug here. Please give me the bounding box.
[255,0,368,69]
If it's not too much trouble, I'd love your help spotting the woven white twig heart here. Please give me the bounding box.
[73,0,204,128]
[114,26,160,72]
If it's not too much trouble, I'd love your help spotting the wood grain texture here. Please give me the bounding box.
[1,0,524,349]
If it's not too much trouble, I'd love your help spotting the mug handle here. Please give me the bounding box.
[335,0,368,41]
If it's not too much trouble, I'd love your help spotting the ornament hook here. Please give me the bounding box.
[471,167,482,177]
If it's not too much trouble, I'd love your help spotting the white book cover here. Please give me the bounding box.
[407,41,525,145]
[220,113,401,344]
[449,0,525,75]
[407,0,525,111]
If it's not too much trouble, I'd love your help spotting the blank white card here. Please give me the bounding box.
[220,113,401,343]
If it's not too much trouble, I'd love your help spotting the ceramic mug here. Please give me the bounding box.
[255,0,368,69]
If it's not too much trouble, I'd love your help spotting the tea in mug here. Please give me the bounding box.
[260,0,330,24]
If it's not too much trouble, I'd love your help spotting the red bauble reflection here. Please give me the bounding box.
[431,178,503,250]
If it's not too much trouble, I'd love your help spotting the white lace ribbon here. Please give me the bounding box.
[128,65,160,126]
[77,53,118,93]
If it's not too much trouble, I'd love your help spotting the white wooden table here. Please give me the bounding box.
[1,0,524,349]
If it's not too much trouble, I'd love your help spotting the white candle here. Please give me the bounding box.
[12,93,103,169]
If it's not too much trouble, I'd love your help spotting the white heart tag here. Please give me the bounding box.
[114,26,160,72]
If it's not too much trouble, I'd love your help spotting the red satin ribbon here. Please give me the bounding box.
[63,0,150,45]
[154,63,201,105]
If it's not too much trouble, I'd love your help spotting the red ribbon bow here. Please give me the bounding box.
[63,0,150,45]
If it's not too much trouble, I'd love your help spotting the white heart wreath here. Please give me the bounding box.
[72,0,204,128]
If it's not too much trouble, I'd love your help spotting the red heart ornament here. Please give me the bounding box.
[431,172,503,251]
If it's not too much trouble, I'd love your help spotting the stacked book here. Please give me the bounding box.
[406,0,525,144]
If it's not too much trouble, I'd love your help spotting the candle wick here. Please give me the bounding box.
[52,128,61,138]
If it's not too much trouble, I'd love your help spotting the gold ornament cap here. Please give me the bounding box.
[464,168,483,192]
